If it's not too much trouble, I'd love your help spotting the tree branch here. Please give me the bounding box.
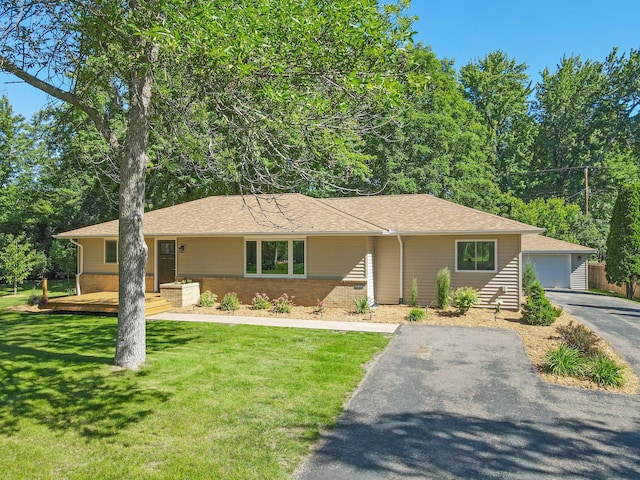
[0,55,120,152]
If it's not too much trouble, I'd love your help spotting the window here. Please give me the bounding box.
[456,240,496,272]
[105,240,118,264]
[245,239,305,277]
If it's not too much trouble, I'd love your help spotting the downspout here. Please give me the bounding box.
[69,239,83,296]
[397,235,404,304]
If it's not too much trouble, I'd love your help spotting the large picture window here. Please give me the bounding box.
[456,240,496,272]
[245,239,305,277]
[105,240,118,264]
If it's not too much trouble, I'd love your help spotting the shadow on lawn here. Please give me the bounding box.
[0,311,199,439]
[301,410,640,479]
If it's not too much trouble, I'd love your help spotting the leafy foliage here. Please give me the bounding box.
[522,259,539,297]
[589,354,625,387]
[406,308,426,322]
[545,345,588,377]
[353,295,370,314]
[556,321,601,357]
[0,235,47,295]
[199,290,217,308]
[436,267,451,308]
[410,277,419,307]
[521,282,562,326]
[251,293,271,310]
[220,292,240,311]
[452,287,478,314]
[271,294,294,314]
[606,183,640,299]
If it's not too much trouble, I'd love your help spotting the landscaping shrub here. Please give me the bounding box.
[556,321,601,357]
[452,286,478,314]
[589,354,625,387]
[220,292,240,311]
[251,293,271,310]
[545,344,588,377]
[38,296,48,309]
[406,308,426,322]
[353,295,370,314]
[272,293,294,314]
[436,267,450,308]
[522,259,539,297]
[410,278,419,307]
[199,290,217,307]
[521,282,562,326]
[27,294,42,306]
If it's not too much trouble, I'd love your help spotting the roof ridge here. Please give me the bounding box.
[314,197,389,232]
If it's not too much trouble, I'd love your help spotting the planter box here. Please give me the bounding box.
[160,282,200,308]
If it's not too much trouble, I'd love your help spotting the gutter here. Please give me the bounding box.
[397,235,404,304]
[69,239,83,296]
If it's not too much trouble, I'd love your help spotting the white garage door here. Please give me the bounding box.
[524,254,571,288]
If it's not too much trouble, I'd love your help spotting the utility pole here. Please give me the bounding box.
[584,166,589,216]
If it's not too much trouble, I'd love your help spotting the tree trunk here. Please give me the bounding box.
[114,41,158,369]
[13,280,17,296]
[626,281,636,300]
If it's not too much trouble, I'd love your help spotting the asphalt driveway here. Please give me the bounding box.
[295,299,640,479]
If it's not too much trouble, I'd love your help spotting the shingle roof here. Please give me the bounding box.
[56,193,544,238]
[320,194,543,234]
[522,234,596,253]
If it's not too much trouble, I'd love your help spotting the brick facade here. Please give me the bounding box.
[188,277,368,307]
[79,274,154,294]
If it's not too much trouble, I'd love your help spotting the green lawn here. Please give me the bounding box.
[0,279,71,308]
[0,304,390,479]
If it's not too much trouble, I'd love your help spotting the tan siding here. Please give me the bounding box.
[176,237,244,277]
[80,238,118,274]
[375,236,400,304]
[366,237,375,303]
[403,235,521,309]
[146,238,154,274]
[571,254,588,290]
[307,236,366,280]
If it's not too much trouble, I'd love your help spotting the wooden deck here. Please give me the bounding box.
[47,292,173,316]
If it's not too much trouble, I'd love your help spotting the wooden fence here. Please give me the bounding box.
[588,263,627,296]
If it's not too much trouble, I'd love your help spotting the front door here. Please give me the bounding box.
[158,240,176,285]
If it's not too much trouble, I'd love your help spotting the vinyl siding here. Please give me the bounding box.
[176,237,243,277]
[374,236,401,304]
[570,254,588,290]
[366,237,375,304]
[79,237,154,274]
[403,234,521,309]
[307,236,366,280]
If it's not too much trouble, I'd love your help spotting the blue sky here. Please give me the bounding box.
[2,0,639,118]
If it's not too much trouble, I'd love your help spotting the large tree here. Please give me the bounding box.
[0,0,411,368]
[606,183,640,299]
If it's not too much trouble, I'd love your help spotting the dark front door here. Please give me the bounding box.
[158,240,176,285]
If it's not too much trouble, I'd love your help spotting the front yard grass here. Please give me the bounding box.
[0,309,389,479]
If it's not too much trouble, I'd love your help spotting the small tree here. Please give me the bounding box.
[0,235,47,295]
[436,267,451,308]
[521,281,562,326]
[410,278,419,307]
[606,183,640,299]
[50,241,77,286]
[522,259,539,296]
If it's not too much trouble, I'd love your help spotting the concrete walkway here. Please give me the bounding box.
[147,312,399,334]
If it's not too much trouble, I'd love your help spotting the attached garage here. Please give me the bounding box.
[522,235,596,290]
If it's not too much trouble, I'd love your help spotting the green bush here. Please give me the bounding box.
[556,321,601,357]
[272,293,294,314]
[27,294,43,306]
[452,287,478,314]
[588,354,625,387]
[353,295,370,314]
[251,293,271,310]
[521,282,562,326]
[410,278,419,307]
[220,292,240,311]
[406,308,426,322]
[545,344,588,377]
[199,290,217,307]
[436,267,450,308]
[522,259,539,297]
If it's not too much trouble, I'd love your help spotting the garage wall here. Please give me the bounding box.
[570,254,588,290]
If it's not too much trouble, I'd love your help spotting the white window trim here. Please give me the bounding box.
[244,237,307,278]
[104,238,118,265]
[455,239,498,273]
